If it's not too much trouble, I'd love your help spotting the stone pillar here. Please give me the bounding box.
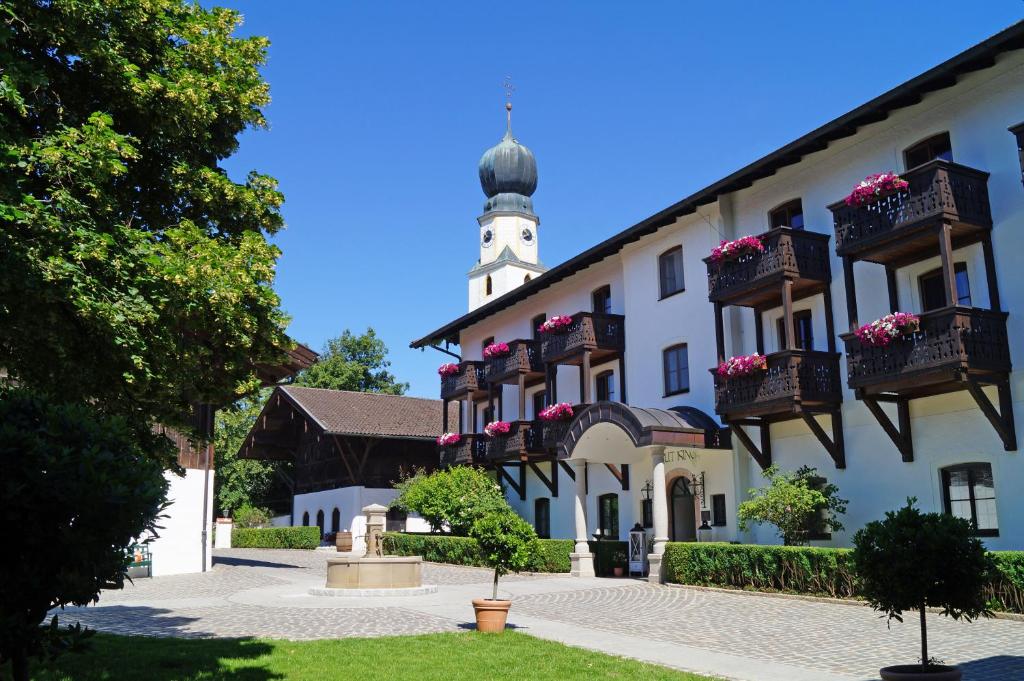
[648,448,669,584]
[363,503,388,557]
[569,459,595,577]
[214,517,232,549]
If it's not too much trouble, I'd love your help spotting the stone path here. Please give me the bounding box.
[57,548,1024,681]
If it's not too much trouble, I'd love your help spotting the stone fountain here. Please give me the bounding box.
[309,504,436,597]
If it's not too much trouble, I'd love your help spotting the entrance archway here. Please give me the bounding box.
[670,476,696,542]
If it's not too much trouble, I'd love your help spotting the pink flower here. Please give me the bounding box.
[710,235,765,263]
[538,315,574,334]
[436,432,461,447]
[844,171,910,207]
[484,421,512,437]
[855,312,920,347]
[717,353,768,378]
[483,342,511,359]
[438,363,460,377]
[539,402,574,421]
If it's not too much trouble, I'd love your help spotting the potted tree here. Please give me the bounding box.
[852,499,995,681]
[612,550,627,577]
[468,510,539,633]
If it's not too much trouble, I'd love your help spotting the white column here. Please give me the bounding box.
[569,459,595,577]
[648,448,669,584]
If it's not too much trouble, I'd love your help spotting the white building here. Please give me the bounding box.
[412,23,1024,581]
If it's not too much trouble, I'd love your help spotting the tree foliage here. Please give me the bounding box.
[295,329,408,394]
[470,511,539,600]
[394,467,509,536]
[213,388,284,516]
[737,465,848,546]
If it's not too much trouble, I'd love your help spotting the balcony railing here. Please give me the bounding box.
[829,160,991,263]
[439,433,486,467]
[540,312,625,365]
[484,421,541,461]
[842,306,1011,396]
[440,361,486,401]
[705,228,831,307]
[484,339,544,384]
[712,350,842,419]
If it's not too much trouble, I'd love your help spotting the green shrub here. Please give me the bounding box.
[232,503,271,529]
[737,465,847,545]
[393,467,509,535]
[471,511,540,599]
[232,527,320,549]
[987,551,1024,613]
[383,533,573,573]
[530,540,574,573]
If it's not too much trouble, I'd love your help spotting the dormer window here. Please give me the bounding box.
[904,132,953,170]
[485,275,493,296]
[769,199,804,230]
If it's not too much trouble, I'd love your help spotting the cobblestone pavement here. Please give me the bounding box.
[57,549,1024,681]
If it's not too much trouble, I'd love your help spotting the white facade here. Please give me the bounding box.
[141,468,213,577]
[291,485,430,553]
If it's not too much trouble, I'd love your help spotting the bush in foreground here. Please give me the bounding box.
[393,466,509,535]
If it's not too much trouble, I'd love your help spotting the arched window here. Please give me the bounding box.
[534,498,550,539]
[316,509,325,535]
[331,508,340,533]
[524,274,531,284]
[301,511,309,527]
[485,275,493,296]
[598,493,619,539]
[904,132,952,169]
[531,313,547,340]
[769,199,804,230]
[658,246,684,298]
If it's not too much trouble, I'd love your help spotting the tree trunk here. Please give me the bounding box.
[492,569,499,601]
[920,601,929,671]
[12,648,29,681]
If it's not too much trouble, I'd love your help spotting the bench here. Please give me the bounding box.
[128,543,152,578]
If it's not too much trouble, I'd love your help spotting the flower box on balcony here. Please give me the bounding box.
[484,339,544,384]
[440,361,486,401]
[711,350,842,419]
[483,342,511,359]
[539,312,625,365]
[854,312,920,348]
[709,235,764,263]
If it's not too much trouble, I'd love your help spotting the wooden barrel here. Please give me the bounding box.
[335,531,353,552]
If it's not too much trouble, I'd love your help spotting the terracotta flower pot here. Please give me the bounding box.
[472,598,511,633]
[612,567,625,577]
[879,665,962,681]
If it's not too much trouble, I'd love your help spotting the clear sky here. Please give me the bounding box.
[221,1,1023,398]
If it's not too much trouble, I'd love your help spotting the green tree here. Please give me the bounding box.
[471,510,539,601]
[295,329,408,394]
[737,465,848,546]
[394,467,510,536]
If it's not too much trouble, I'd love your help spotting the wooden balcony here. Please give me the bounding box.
[484,339,544,385]
[712,350,842,421]
[704,227,832,308]
[484,421,542,462]
[540,312,625,366]
[440,361,487,401]
[842,306,1011,399]
[439,433,487,467]
[829,160,991,266]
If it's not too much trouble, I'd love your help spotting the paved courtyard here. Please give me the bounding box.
[58,548,1024,681]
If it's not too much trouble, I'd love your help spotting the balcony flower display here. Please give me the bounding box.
[717,353,768,378]
[710,235,765,263]
[538,315,574,334]
[844,171,910,207]
[484,421,512,437]
[855,312,921,347]
[436,432,462,447]
[438,363,460,377]
[538,402,574,421]
[483,342,511,359]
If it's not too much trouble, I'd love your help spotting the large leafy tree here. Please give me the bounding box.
[295,328,409,394]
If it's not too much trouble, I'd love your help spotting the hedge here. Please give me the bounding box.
[232,526,321,550]
[664,542,1024,614]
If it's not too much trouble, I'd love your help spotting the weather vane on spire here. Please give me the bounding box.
[503,75,514,132]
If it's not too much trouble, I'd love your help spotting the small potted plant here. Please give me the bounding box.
[468,509,539,633]
[612,549,627,577]
[852,498,995,681]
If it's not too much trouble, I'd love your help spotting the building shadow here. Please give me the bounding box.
[856,655,1024,681]
[213,555,301,569]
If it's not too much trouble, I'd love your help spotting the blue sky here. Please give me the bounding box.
[222,1,1023,398]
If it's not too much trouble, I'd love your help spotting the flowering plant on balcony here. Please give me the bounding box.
[538,402,574,421]
[538,315,574,334]
[436,432,462,447]
[483,342,511,359]
[484,421,512,437]
[710,235,765,263]
[844,171,910,207]
[717,353,768,378]
[854,312,921,347]
[437,363,460,377]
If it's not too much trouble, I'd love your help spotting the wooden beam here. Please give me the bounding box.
[714,302,726,363]
[781,279,795,350]
[331,435,358,484]
[862,397,913,462]
[823,281,837,353]
[965,378,1017,451]
[842,258,858,330]
[603,463,629,491]
[983,234,1002,312]
[497,463,526,500]
[558,460,575,481]
[529,461,558,496]
[799,411,846,469]
[938,223,958,307]
[730,421,771,470]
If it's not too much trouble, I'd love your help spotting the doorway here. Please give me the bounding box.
[670,477,696,541]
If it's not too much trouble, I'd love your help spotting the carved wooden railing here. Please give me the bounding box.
[829,160,991,257]
[712,350,842,417]
[440,361,486,401]
[842,307,1011,391]
[484,339,544,384]
[540,313,625,364]
[439,433,487,467]
[484,421,541,461]
[705,228,831,303]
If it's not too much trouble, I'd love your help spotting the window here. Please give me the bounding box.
[711,494,727,526]
[663,344,689,396]
[532,390,547,419]
[301,511,309,527]
[777,310,814,351]
[596,370,615,402]
[769,199,804,230]
[331,508,340,533]
[904,132,953,169]
[658,246,685,298]
[942,463,998,536]
[481,405,494,429]
[534,498,551,539]
[592,285,612,314]
[598,493,619,539]
[485,275,493,296]
[531,313,547,340]
[919,263,971,311]
[386,506,408,532]
[1010,124,1024,188]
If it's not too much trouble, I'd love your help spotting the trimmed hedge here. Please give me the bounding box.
[989,551,1024,613]
[232,526,321,550]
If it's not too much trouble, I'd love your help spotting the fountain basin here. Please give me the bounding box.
[324,555,425,589]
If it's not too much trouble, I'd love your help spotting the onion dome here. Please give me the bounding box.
[477,103,537,216]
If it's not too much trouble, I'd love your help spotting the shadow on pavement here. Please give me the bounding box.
[213,556,301,569]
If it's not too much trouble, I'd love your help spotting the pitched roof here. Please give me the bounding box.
[411,20,1024,349]
[279,386,452,439]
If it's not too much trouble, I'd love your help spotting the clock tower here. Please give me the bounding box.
[468,102,546,311]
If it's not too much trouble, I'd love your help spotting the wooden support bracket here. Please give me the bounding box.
[497,463,526,500]
[529,461,559,497]
[799,411,846,469]
[965,378,1018,451]
[862,397,913,462]
[729,420,771,470]
[558,460,575,481]
[604,463,630,491]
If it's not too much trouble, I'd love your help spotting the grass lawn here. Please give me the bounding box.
[14,631,718,681]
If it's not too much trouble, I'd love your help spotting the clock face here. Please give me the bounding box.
[521,227,534,244]
[482,229,493,247]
